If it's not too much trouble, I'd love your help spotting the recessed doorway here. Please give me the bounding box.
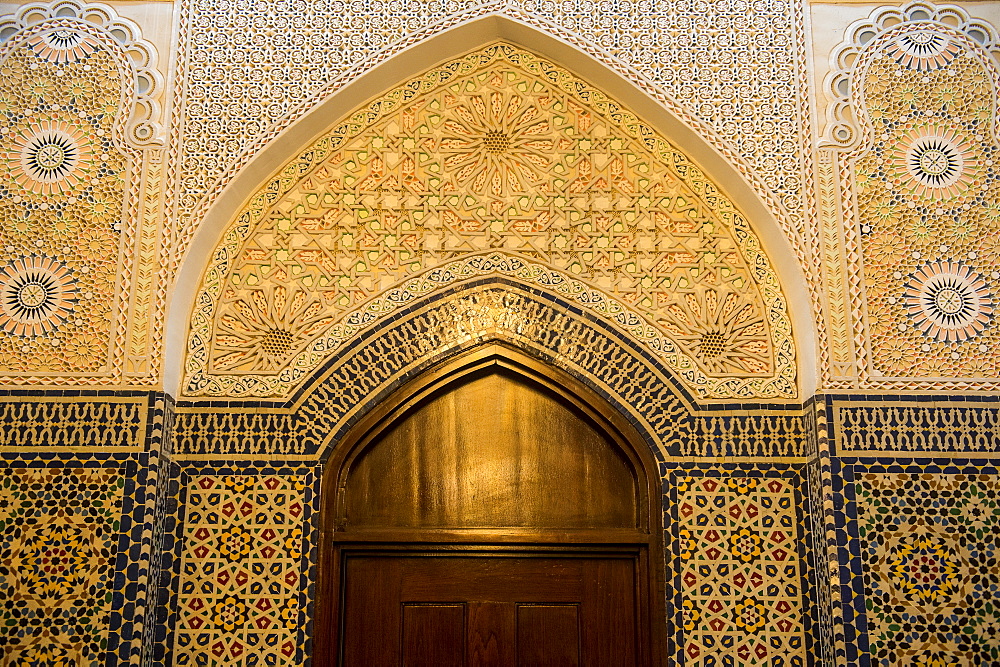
[316,345,665,666]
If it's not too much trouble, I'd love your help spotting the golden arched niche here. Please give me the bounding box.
[180,43,797,400]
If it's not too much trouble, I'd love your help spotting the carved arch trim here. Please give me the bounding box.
[171,279,807,461]
[170,39,809,401]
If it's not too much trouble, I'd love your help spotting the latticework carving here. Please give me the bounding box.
[823,2,1000,384]
[165,0,816,282]
[183,44,796,400]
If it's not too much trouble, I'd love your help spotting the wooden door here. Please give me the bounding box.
[318,347,665,667]
[341,554,637,666]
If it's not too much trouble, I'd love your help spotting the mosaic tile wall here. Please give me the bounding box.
[0,390,172,665]
[173,470,316,666]
[0,465,125,662]
[831,458,1000,667]
[0,450,167,665]
[858,470,1000,664]
[665,465,814,667]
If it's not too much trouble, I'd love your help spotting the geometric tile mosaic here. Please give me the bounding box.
[669,468,809,666]
[0,466,125,664]
[0,394,152,450]
[174,474,306,666]
[857,468,1000,666]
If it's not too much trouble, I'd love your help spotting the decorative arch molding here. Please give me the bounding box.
[171,279,806,461]
[163,14,819,398]
[170,40,810,401]
[167,10,811,268]
[822,1,1000,150]
[0,0,165,383]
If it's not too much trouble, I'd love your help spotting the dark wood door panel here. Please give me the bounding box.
[402,604,465,667]
[517,605,580,666]
[341,554,636,667]
[468,601,514,666]
[380,555,588,601]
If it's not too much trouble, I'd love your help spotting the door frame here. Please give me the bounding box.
[315,344,666,666]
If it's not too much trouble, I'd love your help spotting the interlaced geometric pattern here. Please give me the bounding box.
[185,44,794,401]
[850,22,1000,378]
[834,401,1000,454]
[675,476,806,666]
[0,26,126,375]
[858,471,1000,665]
[175,475,305,666]
[0,467,125,664]
[170,0,813,267]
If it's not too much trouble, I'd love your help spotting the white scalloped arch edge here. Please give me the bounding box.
[821,1,1000,151]
[0,0,165,147]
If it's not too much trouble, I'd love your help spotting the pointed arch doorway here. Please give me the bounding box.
[316,344,666,666]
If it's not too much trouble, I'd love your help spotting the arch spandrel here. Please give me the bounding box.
[184,43,796,400]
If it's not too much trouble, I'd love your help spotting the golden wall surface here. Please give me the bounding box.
[0,0,999,665]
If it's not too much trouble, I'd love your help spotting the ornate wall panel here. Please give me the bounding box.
[666,464,813,667]
[0,0,166,385]
[822,2,1000,388]
[831,460,1000,667]
[173,471,314,667]
[0,391,153,449]
[183,44,796,402]
[167,0,817,283]
[0,465,125,664]
[834,398,1000,455]
[857,469,1000,665]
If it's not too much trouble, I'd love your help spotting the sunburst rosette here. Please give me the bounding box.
[885,123,982,202]
[27,29,99,64]
[2,117,95,196]
[210,279,337,373]
[903,260,993,342]
[655,286,773,377]
[0,256,77,338]
[437,81,559,197]
[884,26,963,71]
